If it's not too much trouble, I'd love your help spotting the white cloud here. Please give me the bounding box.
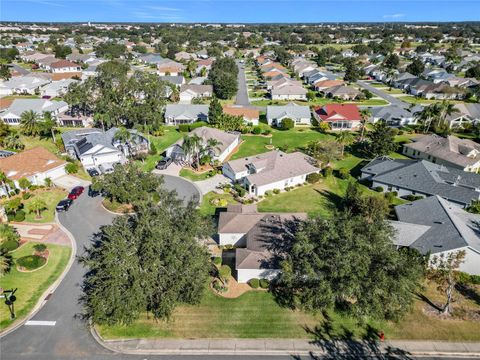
[383,13,405,19]
[25,0,65,7]
[133,11,184,21]
[145,6,181,12]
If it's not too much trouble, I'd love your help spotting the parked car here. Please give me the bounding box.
[68,186,84,200]
[99,164,114,174]
[156,157,172,170]
[56,199,73,212]
[87,168,100,177]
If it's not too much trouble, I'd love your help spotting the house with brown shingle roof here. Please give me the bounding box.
[218,204,306,283]
[0,147,66,195]
[49,60,81,73]
[223,105,259,125]
[222,150,320,196]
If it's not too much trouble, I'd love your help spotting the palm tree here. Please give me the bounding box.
[0,171,11,198]
[336,131,355,157]
[27,198,47,219]
[0,250,12,277]
[205,138,223,158]
[438,101,457,130]
[359,109,371,141]
[3,133,24,150]
[188,134,203,169]
[113,127,133,155]
[416,104,441,133]
[20,110,41,136]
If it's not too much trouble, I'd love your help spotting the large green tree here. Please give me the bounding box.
[274,211,425,320]
[365,122,398,157]
[81,195,211,324]
[208,57,238,99]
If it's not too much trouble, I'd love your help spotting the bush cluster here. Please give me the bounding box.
[248,278,260,289]
[16,255,46,270]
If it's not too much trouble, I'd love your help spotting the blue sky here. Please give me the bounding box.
[2,0,480,23]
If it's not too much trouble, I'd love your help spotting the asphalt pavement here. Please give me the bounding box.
[356,80,416,110]
[235,60,250,106]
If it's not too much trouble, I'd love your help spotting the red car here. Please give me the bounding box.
[68,186,85,200]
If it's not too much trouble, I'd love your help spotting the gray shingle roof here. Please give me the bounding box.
[363,158,480,205]
[393,196,480,254]
[164,104,209,120]
[2,99,67,117]
[266,103,310,121]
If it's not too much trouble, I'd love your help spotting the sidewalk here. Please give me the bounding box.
[93,332,480,357]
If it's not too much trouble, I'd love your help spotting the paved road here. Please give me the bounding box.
[235,60,250,106]
[356,80,414,110]
[161,174,202,204]
[0,186,470,360]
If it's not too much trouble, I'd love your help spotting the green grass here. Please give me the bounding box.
[2,95,40,100]
[97,281,480,341]
[231,128,335,160]
[250,98,388,107]
[179,168,213,182]
[141,128,183,171]
[22,189,67,223]
[20,136,60,155]
[399,96,468,105]
[199,192,237,216]
[0,242,71,330]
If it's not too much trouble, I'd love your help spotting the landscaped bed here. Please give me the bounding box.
[0,241,71,330]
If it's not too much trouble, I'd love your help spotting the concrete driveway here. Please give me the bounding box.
[195,174,232,195]
[53,175,90,191]
[152,162,181,176]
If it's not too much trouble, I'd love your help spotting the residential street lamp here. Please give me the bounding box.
[1,288,17,320]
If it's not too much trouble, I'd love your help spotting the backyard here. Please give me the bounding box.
[0,241,71,330]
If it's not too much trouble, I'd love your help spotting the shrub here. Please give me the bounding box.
[33,243,47,253]
[16,255,46,270]
[22,192,32,200]
[458,272,480,285]
[0,239,19,252]
[14,210,26,222]
[149,142,157,155]
[189,121,208,131]
[200,155,211,165]
[65,162,79,174]
[218,265,231,280]
[249,278,260,289]
[212,257,222,266]
[323,167,333,177]
[253,126,262,135]
[337,167,350,179]
[259,279,270,289]
[263,129,271,136]
[273,189,281,194]
[178,124,189,132]
[403,194,423,201]
[234,184,246,197]
[265,190,273,197]
[306,173,322,184]
[374,186,384,193]
[281,118,295,130]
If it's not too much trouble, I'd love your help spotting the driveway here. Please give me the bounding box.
[53,175,90,191]
[235,60,250,106]
[195,174,232,195]
[152,162,181,176]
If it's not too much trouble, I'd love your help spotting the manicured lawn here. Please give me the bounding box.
[20,135,60,155]
[141,128,183,171]
[0,242,71,330]
[22,189,67,223]
[96,281,480,341]
[399,96,469,106]
[179,168,213,182]
[2,95,40,100]
[231,128,335,160]
[199,192,237,216]
[251,98,388,107]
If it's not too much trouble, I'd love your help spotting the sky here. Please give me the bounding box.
[1,0,480,23]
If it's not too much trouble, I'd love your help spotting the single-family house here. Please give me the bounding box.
[266,103,311,127]
[40,78,77,98]
[222,150,320,196]
[444,103,480,128]
[175,51,197,61]
[0,98,68,125]
[0,147,66,195]
[179,84,213,103]
[313,79,344,92]
[313,104,362,130]
[159,75,185,88]
[323,85,362,100]
[61,128,148,172]
[165,127,240,163]
[370,105,421,127]
[164,104,209,125]
[361,157,480,207]
[0,75,51,96]
[137,53,164,65]
[49,60,82,73]
[157,60,185,76]
[403,134,480,172]
[271,84,307,100]
[218,204,307,283]
[392,196,480,275]
[223,106,260,125]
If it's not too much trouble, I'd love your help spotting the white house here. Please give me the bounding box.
[164,104,209,125]
[266,103,311,127]
[40,79,77,98]
[0,147,66,196]
[222,150,320,197]
[0,75,51,96]
[217,204,307,283]
[0,99,68,126]
[178,84,213,103]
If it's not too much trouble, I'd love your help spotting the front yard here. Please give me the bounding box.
[140,128,183,171]
[96,280,480,341]
[250,98,389,107]
[0,241,71,330]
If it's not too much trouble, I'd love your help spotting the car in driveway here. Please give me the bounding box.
[68,186,85,200]
[87,168,100,177]
[56,199,73,212]
[156,157,172,170]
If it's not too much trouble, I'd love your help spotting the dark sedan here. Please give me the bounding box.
[56,199,73,212]
[156,157,172,170]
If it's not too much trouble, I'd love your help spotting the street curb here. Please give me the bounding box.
[86,332,480,358]
[0,215,76,338]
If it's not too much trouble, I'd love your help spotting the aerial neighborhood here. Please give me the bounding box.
[1,19,480,357]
